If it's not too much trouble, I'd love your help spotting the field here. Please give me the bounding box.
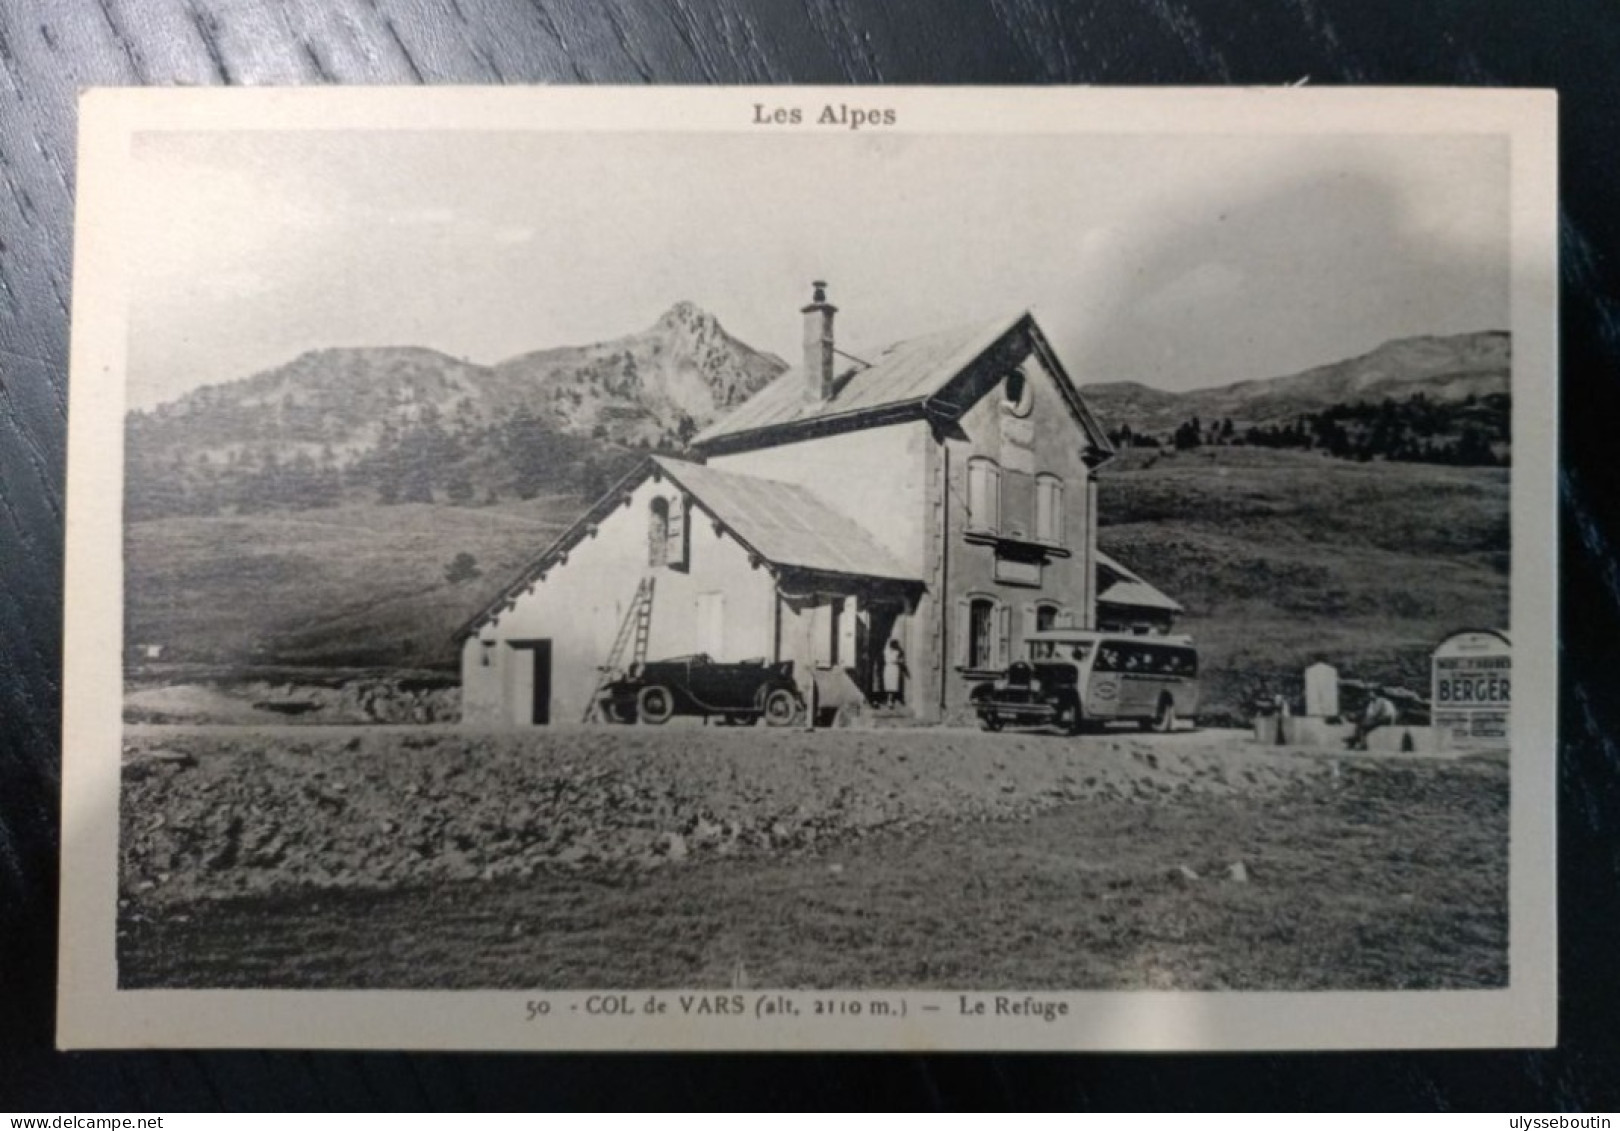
[118,726,1508,991]
[124,497,578,669]
[125,447,1510,721]
[1097,447,1509,716]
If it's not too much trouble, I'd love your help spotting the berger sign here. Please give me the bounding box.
[1431,629,1511,749]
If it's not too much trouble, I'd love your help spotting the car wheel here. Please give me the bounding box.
[604,699,634,724]
[762,688,800,727]
[637,685,674,725]
[980,713,1003,732]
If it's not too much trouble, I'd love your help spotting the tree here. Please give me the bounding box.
[444,552,482,584]
[445,473,475,504]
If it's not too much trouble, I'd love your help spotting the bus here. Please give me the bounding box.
[969,629,1201,734]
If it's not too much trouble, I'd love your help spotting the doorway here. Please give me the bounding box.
[508,639,552,725]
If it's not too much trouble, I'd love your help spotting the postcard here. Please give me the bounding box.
[59,85,1557,1050]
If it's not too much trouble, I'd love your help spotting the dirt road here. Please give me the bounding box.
[117,726,1507,991]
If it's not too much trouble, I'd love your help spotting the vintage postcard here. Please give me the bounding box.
[59,86,1557,1051]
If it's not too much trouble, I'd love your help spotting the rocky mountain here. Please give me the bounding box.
[493,301,786,447]
[1082,331,1510,436]
[125,303,786,519]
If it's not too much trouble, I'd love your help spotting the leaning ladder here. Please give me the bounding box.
[581,576,655,722]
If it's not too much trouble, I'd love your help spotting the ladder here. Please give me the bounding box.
[582,576,655,722]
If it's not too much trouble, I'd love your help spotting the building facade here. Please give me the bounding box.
[460,284,1178,725]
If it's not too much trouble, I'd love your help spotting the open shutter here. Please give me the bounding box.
[1052,479,1066,546]
[666,496,688,570]
[1022,603,1037,646]
[954,598,971,668]
[995,603,1012,670]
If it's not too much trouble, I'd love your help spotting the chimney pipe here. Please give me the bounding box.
[801,280,837,404]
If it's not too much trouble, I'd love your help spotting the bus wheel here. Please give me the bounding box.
[1150,697,1177,734]
[1059,703,1084,735]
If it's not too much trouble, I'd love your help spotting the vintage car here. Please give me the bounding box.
[596,654,804,726]
[969,629,1201,734]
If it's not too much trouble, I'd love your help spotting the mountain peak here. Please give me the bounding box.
[655,300,717,333]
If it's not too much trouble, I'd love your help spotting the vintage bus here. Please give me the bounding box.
[969,629,1201,734]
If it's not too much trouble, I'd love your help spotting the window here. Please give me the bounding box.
[1093,641,1199,677]
[648,494,689,569]
[1036,603,1063,632]
[966,458,1001,535]
[956,595,1011,671]
[648,497,669,568]
[1001,368,1034,417]
[1035,474,1065,546]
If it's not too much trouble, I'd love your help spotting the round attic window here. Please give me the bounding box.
[1001,368,1034,416]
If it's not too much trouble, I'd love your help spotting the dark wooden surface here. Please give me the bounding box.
[3,0,1617,1110]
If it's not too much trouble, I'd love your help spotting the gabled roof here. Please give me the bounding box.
[1096,550,1184,614]
[691,311,1114,460]
[649,457,917,583]
[457,456,919,639]
[692,314,1021,447]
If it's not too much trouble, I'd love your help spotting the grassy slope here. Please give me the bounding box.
[125,498,580,669]
[1098,447,1509,717]
[127,445,1510,709]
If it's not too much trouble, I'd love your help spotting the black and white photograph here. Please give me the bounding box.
[57,86,1557,1051]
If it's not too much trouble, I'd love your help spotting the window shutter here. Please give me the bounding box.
[996,603,1012,669]
[989,465,1002,533]
[954,598,971,668]
[1022,603,1037,643]
[1053,479,1065,546]
[666,496,688,570]
[967,462,984,531]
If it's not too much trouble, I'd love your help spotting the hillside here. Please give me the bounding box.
[1097,446,1509,719]
[1083,330,1509,435]
[125,498,581,670]
[122,322,1511,720]
[125,303,785,519]
[125,445,1510,725]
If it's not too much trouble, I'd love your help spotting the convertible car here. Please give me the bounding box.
[596,654,804,726]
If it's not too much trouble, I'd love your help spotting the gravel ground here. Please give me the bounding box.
[120,724,1359,907]
[117,732,1508,991]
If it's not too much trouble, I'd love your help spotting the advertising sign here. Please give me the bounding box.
[1432,629,1511,749]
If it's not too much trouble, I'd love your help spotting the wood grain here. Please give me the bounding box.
[2,0,1617,1109]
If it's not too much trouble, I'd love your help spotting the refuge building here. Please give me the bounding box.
[459,283,1179,725]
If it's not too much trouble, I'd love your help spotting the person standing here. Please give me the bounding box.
[882,640,908,707]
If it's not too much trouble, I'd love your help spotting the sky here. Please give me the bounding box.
[124,128,1510,410]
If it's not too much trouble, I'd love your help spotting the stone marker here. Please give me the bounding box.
[1305,662,1340,718]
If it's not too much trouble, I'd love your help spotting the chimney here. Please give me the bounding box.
[801,280,837,404]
